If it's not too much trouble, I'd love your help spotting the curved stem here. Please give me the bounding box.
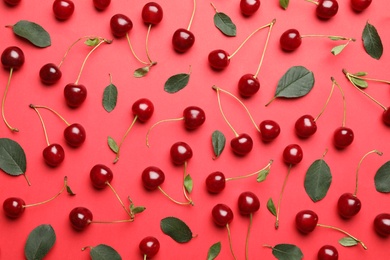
[212,86,238,137]
[89,218,134,224]
[226,223,237,260]
[305,0,319,5]
[157,186,193,206]
[105,182,132,217]
[316,223,367,250]
[114,116,138,163]
[349,74,390,84]
[126,33,149,65]
[225,159,273,182]
[245,214,253,260]
[2,68,18,132]
[254,19,276,78]
[314,79,336,122]
[29,104,50,146]
[145,24,154,64]
[300,34,355,42]
[29,104,70,126]
[58,36,88,68]
[146,117,185,147]
[354,149,383,196]
[275,164,292,229]
[331,77,347,127]
[187,0,196,31]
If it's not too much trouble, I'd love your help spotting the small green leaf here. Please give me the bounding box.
[339,237,358,247]
[89,244,122,260]
[362,21,383,60]
[0,138,27,176]
[107,136,118,153]
[353,71,368,77]
[207,242,221,260]
[24,224,56,260]
[331,44,347,55]
[11,20,51,48]
[134,66,151,78]
[132,206,146,215]
[85,38,100,46]
[304,159,332,202]
[164,72,190,93]
[350,77,368,88]
[279,0,289,9]
[66,184,76,196]
[214,12,236,37]
[328,36,344,41]
[103,83,118,112]
[184,174,193,193]
[257,169,270,182]
[212,130,226,159]
[267,198,277,216]
[160,216,193,243]
[271,244,303,260]
[375,161,390,193]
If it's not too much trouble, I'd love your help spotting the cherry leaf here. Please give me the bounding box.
[362,21,383,60]
[89,244,122,260]
[267,198,277,216]
[207,241,221,260]
[103,83,118,112]
[353,71,368,77]
[24,224,56,260]
[350,77,368,88]
[212,130,226,159]
[279,0,289,9]
[331,44,346,55]
[160,216,193,243]
[374,161,390,193]
[214,12,236,37]
[271,244,304,260]
[107,136,119,153]
[304,159,332,202]
[339,237,358,247]
[66,184,76,196]
[184,174,193,193]
[85,38,100,46]
[134,66,150,78]
[11,20,51,48]
[164,72,191,93]
[257,169,270,182]
[0,138,27,176]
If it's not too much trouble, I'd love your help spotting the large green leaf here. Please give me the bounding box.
[90,244,122,260]
[207,242,221,260]
[164,72,190,93]
[214,12,236,37]
[304,159,332,202]
[12,20,51,48]
[362,21,383,60]
[160,216,193,243]
[0,138,27,175]
[24,224,56,260]
[103,83,118,112]
[375,161,390,193]
[271,244,303,260]
[212,130,226,159]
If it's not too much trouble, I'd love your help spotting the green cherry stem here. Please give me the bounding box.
[316,223,367,250]
[226,223,237,260]
[113,116,138,164]
[30,104,51,146]
[354,149,383,196]
[225,160,273,182]
[275,164,292,229]
[331,77,347,127]
[2,68,18,132]
[254,19,276,78]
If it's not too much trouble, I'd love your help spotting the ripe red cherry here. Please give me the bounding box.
[337,193,361,219]
[142,166,165,190]
[238,74,260,97]
[69,207,93,231]
[4,0,21,6]
[139,236,160,258]
[90,164,113,189]
[283,144,303,165]
[39,63,62,85]
[259,120,280,142]
[381,109,390,126]
[208,49,230,70]
[110,14,133,38]
[295,114,317,138]
[3,197,25,218]
[93,0,111,11]
[170,141,193,165]
[1,46,25,70]
[206,171,226,194]
[280,29,302,51]
[238,191,260,215]
[333,127,354,149]
[64,83,87,108]
[316,0,339,19]
[172,28,195,53]
[212,203,234,227]
[240,0,261,16]
[374,213,390,237]
[132,98,154,123]
[53,0,75,20]
[43,143,65,167]
[351,0,372,12]
[64,123,86,147]
[183,106,206,130]
[142,2,163,25]
[230,133,253,156]
[317,245,339,260]
[295,209,318,234]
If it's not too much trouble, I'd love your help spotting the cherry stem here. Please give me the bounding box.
[275,164,292,229]
[105,181,133,218]
[212,85,238,137]
[30,104,50,146]
[300,34,355,42]
[58,36,92,68]
[226,223,237,260]
[89,218,134,224]
[316,223,367,250]
[265,96,277,107]
[354,149,383,196]
[210,2,218,13]
[157,186,193,206]
[225,159,273,182]
[2,68,18,132]
[24,176,68,208]
[29,104,70,126]
[143,254,147,260]
[145,24,154,64]
[187,0,196,31]
[183,161,194,205]
[146,117,185,147]
[245,213,253,260]
[314,79,336,122]
[347,73,390,84]
[24,174,31,186]
[254,19,276,78]
[331,77,347,127]
[305,0,319,5]
[114,115,138,163]
[126,33,149,65]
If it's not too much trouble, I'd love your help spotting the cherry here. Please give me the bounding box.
[317,245,339,260]
[238,191,260,215]
[315,0,339,20]
[208,49,230,70]
[212,203,233,227]
[337,193,361,219]
[39,63,62,85]
[43,143,65,167]
[64,123,86,147]
[283,144,303,165]
[183,106,206,130]
[382,109,390,126]
[3,0,21,6]
[53,0,75,20]
[333,127,354,149]
[93,0,111,11]
[139,236,160,258]
[238,74,260,97]
[240,0,261,16]
[90,164,113,189]
[3,197,25,218]
[110,14,133,38]
[170,141,193,165]
[295,114,317,138]
[295,209,318,234]
[69,207,93,231]
[1,46,25,70]
[142,166,165,190]
[172,29,195,53]
[280,29,302,51]
[374,213,390,237]
[206,171,226,194]
[142,2,163,25]
[230,133,253,156]
[351,0,372,12]
[64,83,87,108]
[259,120,280,142]
[132,98,154,123]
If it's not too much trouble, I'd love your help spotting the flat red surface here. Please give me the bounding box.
[0,0,389,259]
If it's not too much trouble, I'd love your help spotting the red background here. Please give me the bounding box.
[0,0,389,259]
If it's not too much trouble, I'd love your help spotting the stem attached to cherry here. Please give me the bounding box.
[275,164,292,229]
[226,223,237,260]
[313,79,336,122]
[2,68,18,132]
[105,181,133,218]
[316,223,367,250]
[146,117,185,147]
[58,35,96,69]
[254,19,276,78]
[354,149,383,196]
[331,77,347,127]
[225,160,273,182]
[30,104,71,126]
[114,116,138,163]
[157,186,193,206]
[187,0,196,31]
[29,104,51,146]
[245,213,253,260]
[126,33,149,65]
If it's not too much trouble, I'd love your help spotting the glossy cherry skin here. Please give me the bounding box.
[238,191,260,215]
[90,164,113,189]
[240,0,261,16]
[1,46,25,70]
[69,207,93,231]
[43,143,65,167]
[3,197,25,218]
[39,63,62,85]
[93,0,111,11]
[373,213,390,237]
[3,0,21,6]
[280,29,302,51]
[52,0,75,20]
[317,245,339,260]
[212,203,234,227]
[139,236,160,258]
[142,166,165,190]
[170,141,193,165]
[295,209,318,234]
[230,133,253,156]
[110,14,133,38]
[208,49,230,70]
[142,2,163,25]
[132,98,154,123]
[382,109,390,126]
[316,0,339,20]
[333,127,354,149]
[206,171,226,194]
[283,144,303,165]
[351,0,371,12]
[337,193,361,219]
[64,83,87,108]
[64,123,86,147]
[259,120,280,142]
[238,74,260,97]
[183,106,206,130]
[172,28,195,53]
[295,114,317,138]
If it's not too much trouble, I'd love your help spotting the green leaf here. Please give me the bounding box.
[24,224,56,260]
[184,174,193,193]
[339,237,358,247]
[212,130,226,159]
[271,244,304,260]
[164,72,190,93]
[12,20,51,48]
[350,77,368,88]
[107,136,118,153]
[331,44,347,55]
[362,21,383,60]
[0,138,27,175]
[214,12,236,37]
[85,38,100,46]
[207,242,221,260]
[160,216,193,243]
[375,161,390,193]
[131,206,146,215]
[328,36,344,41]
[134,66,150,78]
[257,169,270,182]
[304,159,332,202]
[66,184,76,196]
[267,198,277,216]
[90,244,122,260]
[353,71,368,76]
[103,83,118,112]
[279,0,289,9]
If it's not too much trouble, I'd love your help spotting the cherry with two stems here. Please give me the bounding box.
[172,0,196,53]
[306,0,339,20]
[53,0,75,20]
[374,213,390,237]
[351,0,372,12]
[139,236,160,259]
[1,46,24,132]
[240,0,261,16]
[93,0,111,11]
[317,245,339,260]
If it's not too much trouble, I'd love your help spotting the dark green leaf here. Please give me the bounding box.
[134,66,150,78]
[24,224,56,260]
[85,38,100,46]
[279,0,289,9]
[131,206,146,215]
[66,184,76,196]
[0,138,27,175]
[90,244,122,260]
[331,44,347,55]
[375,161,390,193]
[272,244,303,260]
[184,174,193,193]
[160,216,193,243]
[214,12,236,37]
[267,198,277,216]
[12,20,51,48]
[362,21,383,60]
[257,169,270,182]
[164,72,190,93]
[212,130,226,159]
[207,242,221,260]
[304,159,332,202]
[339,237,358,247]
[350,77,368,88]
[103,84,118,112]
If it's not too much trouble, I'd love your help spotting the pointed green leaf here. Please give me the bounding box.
[304,159,332,202]
[12,20,51,48]
[212,130,226,159]
[160,216,193,243]
[0,138,27,176]
[66,184,76,196]
[362,21,383,60]
[339,237,358,247]
[103,84,118,112]
[353,71,368,77]
[374,161,390,193]
[271,244,303,260]
[24,224,56,260]
[279,0,289,9]
[164,72,190,93]
[267,198,277,216]
[85,38,100,46]
[214,12,236,37]
[331,44,347,55]
[207,242,221,260]
[107,136,119,153]
[184,174,193,193]
[134,66,150,78]
[257,169,270,182]
[132,206,146,215]
[90,244,122,260]
[350,77,368,88]
[328,36,344,41]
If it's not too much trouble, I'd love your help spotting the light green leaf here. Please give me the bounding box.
[207,242,221,260]
[267,198,277,216]
[160,216,193,243]
[353,71,368,76]
[134,66,150,78]
[214,12,236,37]
[279,0,289,10]
[362,21,383,60]
[304,159,332,202]
[12,20,51,48]
[331,44,347,55]
[350,77,368,88]
[103,83,118,112]
[257,169,270,182]
[184,174,193,193]
[107,136,118,153]
[339,237,358,247]
[85,38,100,46]
[24,224,56,260]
